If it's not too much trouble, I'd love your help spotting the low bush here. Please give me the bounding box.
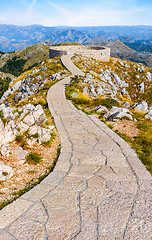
[26,152,42,165]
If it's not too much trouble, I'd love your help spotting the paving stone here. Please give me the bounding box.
[51,176,86,192]
[98,192,134,237]
[46,210,80,240]
[87,175,105,189]
[80,201,97,224]
[41,171,66,185]
[42,192,79,212]
[69,164,100,178]
[123,218,152,240]
[131,190,152,221]
[21,183,54,201]
[106,180,137,194]
[0,231,15,240]
[81,186,112,207]
[73,222,97,240]
[0,198,32,229]
[24,201,48,223]
[95,166,136,181]
[8,216,45,240]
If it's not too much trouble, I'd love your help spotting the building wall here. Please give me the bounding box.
[49,49,67,59]
[49,45,110,62]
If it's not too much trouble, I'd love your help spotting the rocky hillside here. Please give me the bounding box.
[0,57,68,206]
[105,40,152,69]
[67,55,152,173]
[0,44,50,76]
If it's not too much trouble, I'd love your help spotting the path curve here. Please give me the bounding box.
[0,54,152,240]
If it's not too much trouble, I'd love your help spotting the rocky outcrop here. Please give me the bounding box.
[131,101,148,113]
[145,109,152,120]
[81,70,130,100]
[104,106,133,120]
[0,103,53,153]
[0,69,62,104]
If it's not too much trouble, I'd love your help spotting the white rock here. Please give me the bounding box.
[26,138,37,146]
[132,101,148,113]
[32,105,45,125]
[146,72,151,82]
[0,118,4,130]
[139,82,144,93]
[3,107,14,120]
[104,106,133,120]
[119,61,124,66]
[83,86,88,95]
[18,121,29,133]
[145,110,152,120]
[0,104,6,111]
[0,144,11,157]
[11,80,21,92]
[97,86,103,95]
[23,103,35,111]
[40,128,52,142]
[13,146,28,161]
[95,105,108,113]
[0,161,13,180]
[71,92,78,98]
[29,125,41,136]
[23,113,35,126]
[136,75,140,79]
[122,102,130,108]
[112,73,128,88]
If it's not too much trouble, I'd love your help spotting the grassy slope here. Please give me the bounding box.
[0,44,50,76]
[66,56,152,174]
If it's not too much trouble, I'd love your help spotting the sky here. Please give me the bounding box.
[0,0,152,26]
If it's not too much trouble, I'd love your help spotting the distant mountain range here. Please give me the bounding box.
[0,24,152,67]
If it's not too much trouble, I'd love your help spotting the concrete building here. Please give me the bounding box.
[49,45,110,62]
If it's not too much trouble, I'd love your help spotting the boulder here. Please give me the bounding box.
[0,144,11,157]
[71,92,78,98]
[0,104,6,111]
[145,110,152,120]
[0,161,13,181]
[40,128,52,142]
[131,101,148,113]
[83,86,89,95]
[104,106,133,120]
[146,72,151,82]
[139,82,144,93]
[3,107,14,120]
[95,105,108,113]
[112,73,128,88]
[23,113,35,126]
[29,125,41,136]
[97,86,103,95]
[13,146,28,162]
[18,121,29,133]
[11,80,21,92]
[32,105,46,126]
[122,102,130,108]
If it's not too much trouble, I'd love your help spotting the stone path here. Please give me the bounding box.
[0,54,152,240]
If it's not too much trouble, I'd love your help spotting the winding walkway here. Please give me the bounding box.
[0,54,152,240]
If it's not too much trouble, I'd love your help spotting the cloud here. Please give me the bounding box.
[28,0,37,12]
[0,0,151,26]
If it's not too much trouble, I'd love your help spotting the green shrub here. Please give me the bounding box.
[26,152,42,165]
[15,134,24,142]
[33,132,40,138]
